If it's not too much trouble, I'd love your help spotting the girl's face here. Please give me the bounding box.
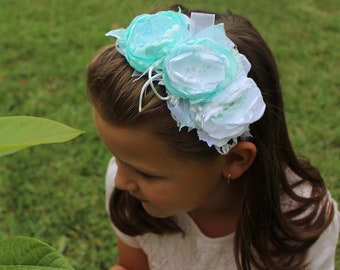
[94,109,235,219]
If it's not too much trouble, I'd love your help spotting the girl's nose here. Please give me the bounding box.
[114,167,138,192]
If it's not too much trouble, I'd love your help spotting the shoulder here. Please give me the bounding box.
[281,166,336,223]
[306,200,340,269]
[115,237,149,270]
[280,167,312,212]
[281,167,322,214]
[282,167,340,268]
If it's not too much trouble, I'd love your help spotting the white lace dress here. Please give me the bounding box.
[105,158,340,270]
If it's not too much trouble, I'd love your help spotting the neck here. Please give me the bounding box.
[188,179,244,237]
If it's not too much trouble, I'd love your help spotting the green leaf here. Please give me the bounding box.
[0,236,75,269]
[0,116,84,157]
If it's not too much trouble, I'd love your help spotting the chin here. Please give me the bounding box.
[142,202,173,218]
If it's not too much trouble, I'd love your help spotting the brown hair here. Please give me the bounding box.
[87,5,334,270]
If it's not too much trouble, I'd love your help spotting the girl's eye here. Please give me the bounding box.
[116,158,158,179]
[136,170,155,179]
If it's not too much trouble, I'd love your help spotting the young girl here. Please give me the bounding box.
[87,5,339,270]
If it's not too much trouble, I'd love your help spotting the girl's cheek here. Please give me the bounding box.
[143,189,170,205]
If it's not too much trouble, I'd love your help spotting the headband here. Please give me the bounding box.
[105,9,266,154]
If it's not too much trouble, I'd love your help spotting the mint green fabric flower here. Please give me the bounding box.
[106,11,188,73]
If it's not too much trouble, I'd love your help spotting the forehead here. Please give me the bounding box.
[93,108,177,165]
[93,108,224,181]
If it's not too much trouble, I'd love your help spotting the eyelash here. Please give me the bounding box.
[116,158,156,179]
[136,170,155,179]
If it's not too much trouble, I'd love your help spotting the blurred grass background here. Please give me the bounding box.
[0,0,339,269]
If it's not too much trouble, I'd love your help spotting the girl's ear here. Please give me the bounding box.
[222,141,257,180]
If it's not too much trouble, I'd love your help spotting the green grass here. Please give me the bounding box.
[0,0,339,269]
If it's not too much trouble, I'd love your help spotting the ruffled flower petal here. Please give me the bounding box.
[106,10,266,154]
[163,32,242,103]
[106,11,189,72]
